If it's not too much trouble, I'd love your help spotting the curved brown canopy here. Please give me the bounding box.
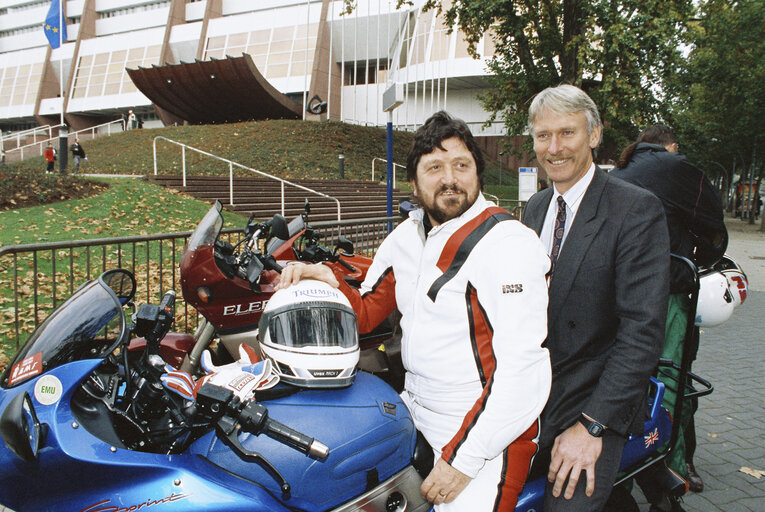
[127,54,302,124]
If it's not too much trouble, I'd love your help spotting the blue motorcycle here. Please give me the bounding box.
[0,265,712,511]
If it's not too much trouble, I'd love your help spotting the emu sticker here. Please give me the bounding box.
[34,374,63,405]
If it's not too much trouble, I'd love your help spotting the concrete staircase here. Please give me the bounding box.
[146,175,411,223]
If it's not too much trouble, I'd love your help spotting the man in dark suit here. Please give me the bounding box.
[522,84,670,511]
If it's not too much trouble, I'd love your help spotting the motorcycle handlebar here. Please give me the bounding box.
[336,257,356,273]
[238,401,328,459]
[264,417,329,459]
[159,290,176,311]
[263,255,283,274]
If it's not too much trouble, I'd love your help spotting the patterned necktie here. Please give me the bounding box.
[549,196,567,276]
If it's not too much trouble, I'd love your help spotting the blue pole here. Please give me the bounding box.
[386,111,394,233]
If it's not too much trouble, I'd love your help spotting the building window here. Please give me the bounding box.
[203,23,318,81]
[0,62,44,107]
[343,61,388,86]
[98,1,171,19]
[71,45,161,99]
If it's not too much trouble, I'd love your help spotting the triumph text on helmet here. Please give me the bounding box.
[258,279,360,388]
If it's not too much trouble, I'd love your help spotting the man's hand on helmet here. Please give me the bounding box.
[276,262,339,290]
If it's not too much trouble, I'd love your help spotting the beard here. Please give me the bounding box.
[421,184,478,225]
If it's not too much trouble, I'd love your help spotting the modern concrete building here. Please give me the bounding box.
[0,0,506,139]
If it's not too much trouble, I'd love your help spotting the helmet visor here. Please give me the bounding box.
[266,303,358,349]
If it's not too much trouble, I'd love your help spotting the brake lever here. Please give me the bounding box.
[217,415,291,499]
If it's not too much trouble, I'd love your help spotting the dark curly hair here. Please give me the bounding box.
[405,111,485,187]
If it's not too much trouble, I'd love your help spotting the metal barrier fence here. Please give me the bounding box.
[4,119,125,163]
[0,216,399,355]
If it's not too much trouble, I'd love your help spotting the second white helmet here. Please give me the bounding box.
[695,270,735,327]
[713,254,749,307]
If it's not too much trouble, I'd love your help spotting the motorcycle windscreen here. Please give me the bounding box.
[267,304,358,349]
[1,278,126,388]
[186,201,224,253]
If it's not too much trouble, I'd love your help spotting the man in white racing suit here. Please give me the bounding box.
[277,111,551,511]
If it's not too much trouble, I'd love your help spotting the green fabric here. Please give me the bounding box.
[656,293,693,477]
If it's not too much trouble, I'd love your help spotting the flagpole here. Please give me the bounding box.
[58,0,63,127]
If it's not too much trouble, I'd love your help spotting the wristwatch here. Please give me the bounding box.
[578,414,606,438]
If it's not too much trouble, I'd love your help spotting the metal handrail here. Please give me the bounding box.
[4,119,125,161]
[371,157,406,189]
[153,136,342,221]
[1,124,64,150]
[484,192,500,203]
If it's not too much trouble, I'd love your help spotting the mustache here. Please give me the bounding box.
[436,184,465,195]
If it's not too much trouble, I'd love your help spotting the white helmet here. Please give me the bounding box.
[695,270,735,327]
[258,279,359,388]
[713,254,749,307]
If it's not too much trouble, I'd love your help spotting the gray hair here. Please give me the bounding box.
[527,84,602,141]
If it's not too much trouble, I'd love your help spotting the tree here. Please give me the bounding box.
[405,0,696,160]
[668,0,765,227]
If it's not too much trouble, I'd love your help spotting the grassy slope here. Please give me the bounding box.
[0,178,247,246]
[17,119,518,194]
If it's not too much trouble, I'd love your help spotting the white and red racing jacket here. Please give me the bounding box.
[334,194,551,478]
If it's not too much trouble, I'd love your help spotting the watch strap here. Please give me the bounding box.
[578,414,606,438]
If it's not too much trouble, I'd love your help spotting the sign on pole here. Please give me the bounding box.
[518,167,538,201]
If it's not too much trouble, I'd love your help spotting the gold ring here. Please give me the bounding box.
[438,491,447,497]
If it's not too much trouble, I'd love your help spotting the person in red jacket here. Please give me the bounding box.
[43,142,56,173]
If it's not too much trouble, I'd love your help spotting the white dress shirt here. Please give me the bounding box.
[540,163,596,256]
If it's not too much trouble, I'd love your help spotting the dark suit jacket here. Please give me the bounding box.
[522,168,670,448]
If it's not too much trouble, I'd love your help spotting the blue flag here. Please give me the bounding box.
[43,0,67,49]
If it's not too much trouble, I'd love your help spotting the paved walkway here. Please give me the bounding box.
[2,216,763,512]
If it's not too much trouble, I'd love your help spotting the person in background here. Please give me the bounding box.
[612,124,727,511]
[277,111,552,511]
[127,110,137,130]
[70,137,86,173]
[43,142,56,173]
[522,84,669,512]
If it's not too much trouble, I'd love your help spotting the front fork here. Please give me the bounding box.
[181,319,216,374]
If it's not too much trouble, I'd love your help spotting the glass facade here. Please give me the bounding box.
[204,23,318,80]
[71,45,161,99]
[0,62,44,107]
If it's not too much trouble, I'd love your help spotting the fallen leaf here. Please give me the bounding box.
[739,467,765,479]
[707,433,718,438]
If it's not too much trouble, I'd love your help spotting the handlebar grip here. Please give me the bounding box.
[337,257,356,273]
[264,417,329,459]
[264,255,284,274]
[159,290,176,311]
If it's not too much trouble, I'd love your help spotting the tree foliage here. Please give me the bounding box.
[397,0,694,159]
[668,0,765,190]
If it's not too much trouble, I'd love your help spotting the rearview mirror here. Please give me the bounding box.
[0,392,43,463]
[270,214,290,241]
[102,269,137,304]
[399,200,417,219]
[335,236,354,256]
